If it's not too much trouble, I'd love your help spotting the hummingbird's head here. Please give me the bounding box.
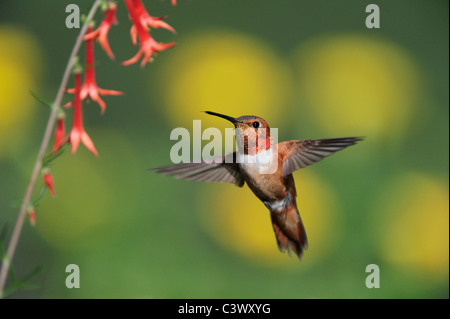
[204,111,273,155]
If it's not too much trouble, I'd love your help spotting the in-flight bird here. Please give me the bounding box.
[154,111,363,260]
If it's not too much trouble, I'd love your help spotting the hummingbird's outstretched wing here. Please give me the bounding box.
[279,137,363,177]
[152,152,245,187]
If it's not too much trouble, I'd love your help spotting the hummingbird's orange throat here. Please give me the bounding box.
[242,135,274,155]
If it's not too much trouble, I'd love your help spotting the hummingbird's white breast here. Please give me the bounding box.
[237,147,279,175]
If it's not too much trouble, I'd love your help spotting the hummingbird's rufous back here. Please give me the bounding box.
[154,111,363,260]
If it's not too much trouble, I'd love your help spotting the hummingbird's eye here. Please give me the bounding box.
[252,121,260,128]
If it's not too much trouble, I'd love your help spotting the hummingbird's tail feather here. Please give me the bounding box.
[270,202,308,260]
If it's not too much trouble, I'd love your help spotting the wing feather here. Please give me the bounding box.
[153,152,244,187]
[280,137,363,176]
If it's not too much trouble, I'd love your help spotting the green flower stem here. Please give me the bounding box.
[0,0,103,298]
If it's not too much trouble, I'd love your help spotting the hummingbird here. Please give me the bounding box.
[154,111,363,260]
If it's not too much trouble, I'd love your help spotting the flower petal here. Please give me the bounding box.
[130,25,138,46]
[97,88,124,96]
[98,31,115,59]
[83,29,100,41]
[81,131,98,156]
[70,129,81,154]
[147,17,176,34]
[87,87,107,114]
[122,49,143,66]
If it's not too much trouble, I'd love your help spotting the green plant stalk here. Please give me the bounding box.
[0,0,103,297]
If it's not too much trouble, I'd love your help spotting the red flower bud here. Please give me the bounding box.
[52,114,67,154]
[42,169,56,196]
[27,206,36,227]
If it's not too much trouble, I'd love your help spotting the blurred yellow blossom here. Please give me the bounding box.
[157,29,292,129]
[374,173,449,280]
[292,34,421,141]
[0,25,43,157]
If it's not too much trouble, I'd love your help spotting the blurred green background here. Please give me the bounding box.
[0,0,448,298]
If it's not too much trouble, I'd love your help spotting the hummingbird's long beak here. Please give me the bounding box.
[204,111,240,125]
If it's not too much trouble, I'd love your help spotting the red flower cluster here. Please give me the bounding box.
[43,0,177,224]
[123,0,176,67]
[54,0,176,157]
[84,0,176,67]
[129,0,176,47]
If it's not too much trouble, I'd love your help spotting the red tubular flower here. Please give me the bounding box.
[123,0,176,67]
[69,71,99,156]
[52,114,67,154]
[42,168,56,196]
[83,1,118,59]
[129,0,176,46]
[66,27,123,113]
[172,0,177,6]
